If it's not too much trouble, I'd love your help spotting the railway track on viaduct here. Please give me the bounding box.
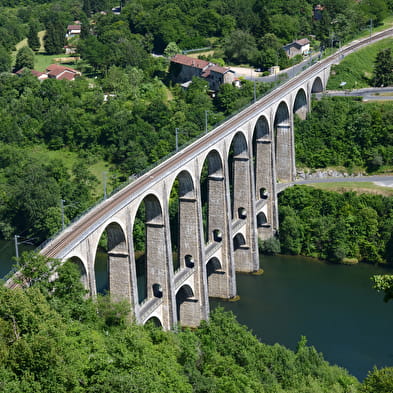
[40,27,393,260]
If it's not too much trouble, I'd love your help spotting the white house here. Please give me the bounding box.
[283,38,310,58]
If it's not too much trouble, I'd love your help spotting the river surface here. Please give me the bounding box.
[211,255,393,380]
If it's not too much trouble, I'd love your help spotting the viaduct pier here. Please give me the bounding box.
[28,28,393,329]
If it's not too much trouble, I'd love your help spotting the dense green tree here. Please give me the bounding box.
[223,29,258,65]
[44,21,66,54]
[27,20,40,51]
[362,367,393,392]
[279,186,393,264]
[14,46,34,71]
[372,48,393,87]
[372,275,393,302]
[0,46,11,72]
[295,97,393,169]
[164,41,180,58]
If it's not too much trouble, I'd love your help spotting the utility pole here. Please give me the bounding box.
[253,78,256,103]
[61,199,65,230]
[14,235,20,259]
[205,110,208,134]
[175,128,179,151]
[103,171,107,199]
[370,19,373,38]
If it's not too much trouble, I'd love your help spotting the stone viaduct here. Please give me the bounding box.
[34,28,392,330]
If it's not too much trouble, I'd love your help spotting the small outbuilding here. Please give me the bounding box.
[283,38,310,58]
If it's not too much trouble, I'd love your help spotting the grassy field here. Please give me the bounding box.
[327,37,393,90]
[27,146,112,197]
[12,30,81,72]
[306,181,393,197]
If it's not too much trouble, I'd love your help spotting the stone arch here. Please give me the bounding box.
[206,257,225,298]
[274,101,293,182]
[200,149,226,244]
[257,212,268,227]
[133,194,167,304]
[144,316,163,328]
[252,115,272,200]
[168,170,198,272]
[229,131,248,157]
[293,88,308,120]
[228,131,255,272]
[177,170,196,199]
[94,221,129,300]
[205,149,224,177]
[69,256,89,291]
[176,284,198,327]
[228,131,250,220]
[233,233,246,250]
[233,232,250,272]
[311,76,323,93]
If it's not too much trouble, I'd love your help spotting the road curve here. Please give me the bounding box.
[40,27,393,259]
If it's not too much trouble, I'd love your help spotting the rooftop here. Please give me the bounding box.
[171,54,210,69]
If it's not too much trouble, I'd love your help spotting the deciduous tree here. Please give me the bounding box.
[372,48,393,87]
[14,46,34,71]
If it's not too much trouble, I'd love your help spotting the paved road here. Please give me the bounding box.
[277,175,393,193]
[316,87,393,100]
[296,175,393,187]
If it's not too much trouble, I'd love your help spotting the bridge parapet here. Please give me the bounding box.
[174,266,196,292]
[139,297,163,324]
[205,241,222,260]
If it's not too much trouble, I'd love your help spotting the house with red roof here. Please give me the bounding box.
[66,24,81,39]
[15,68,48,81]
[170,54,235,91]
[46,64,81,81]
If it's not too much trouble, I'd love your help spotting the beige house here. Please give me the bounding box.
[283,38,310,58]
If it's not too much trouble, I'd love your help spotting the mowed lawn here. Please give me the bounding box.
[327,37,393,90]
[13,30,80,72]
[27,146,112,198]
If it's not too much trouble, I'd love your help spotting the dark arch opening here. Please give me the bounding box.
[94,222,127,295]
[69,256,88,290]
[238,207,247,219]
[176,284,195,323]
[260,187,268,199]
[145,316,162,328]
[133,194,164,303]
[213,229,222,242]
[169,171,196,272]
[293,88,308,120]
[228,132,248,219]
[152,283,163,298]
[233,233,246,251]
[274,101,290,127]
[252,115,270,200]
[274,101,291,181]
[257,212,269,227]
[200,150,224,244]
[311,76,323,93]
[206,257,222,277]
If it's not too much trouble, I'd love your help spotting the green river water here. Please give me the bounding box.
[211,255,393,380]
